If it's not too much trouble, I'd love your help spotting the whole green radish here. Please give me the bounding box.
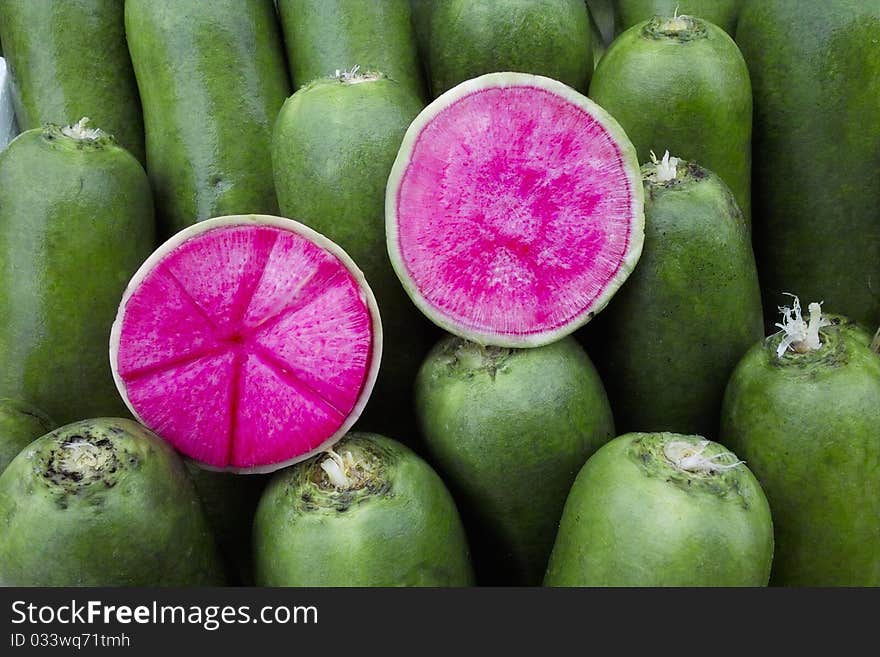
[545,432,773,586]
[0,121,154,424]
[125,0,290,237]
[253,432,474,586]
[428,0,593,97]
[0,398,55,474]
[277,0,425,98]
[0,0,145,161]
[0,418,225,586]
[614,1,742,35]
[588,155,762,438]
[416,335,615,585]
[736,1,880,328]
[590,14,752,224]
[721,299,880,586]
[272,72,432,440]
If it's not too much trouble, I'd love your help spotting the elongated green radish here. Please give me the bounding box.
[273,73,429,439]
[736,1,880,328]
[278,0,425,98]
[590,15,752,225]
[0,418,225,586]
[588,154,762,437]
[125,0,290,237]
[253,432,474,586]
[416,336,614,585]
[721,299,880,585]
[0,399,55,475]
[0,121,155,424]
[187,465,267,585]
[545,432,773,586]
[0,0,144,161]
[427,0,593,97]
[614,1,742,35]
[588,0,616,45]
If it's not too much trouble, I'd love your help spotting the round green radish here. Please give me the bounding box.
[721,299,880,586]
[277,0,425,98]
[125,0,290,237]
[736,1,880,328]
[110,215,382,474]
[427,0,593,97]
[614,1,742,36]
[273,73,430,440]
[0,121,155,424]
[387,72,644,348]
[187,464,267,584]
[0,418,225,586]
[0,0,145,162]
[588,155,762,438]
[0,398,55,475]
[416,335,614,585]
[545,432,773,587]
[253,432,474,586]
[590,15,752,225]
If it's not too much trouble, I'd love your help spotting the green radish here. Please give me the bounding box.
[0,0,144,162]
[125,0,290,237]
[614,1,742,36]
[253,432,474,586]
[736,1,880,328]
[587,0,616,45]
[0,418,225,586]
[428,0,593,97]
[410,0,433,60]
[0,121,155,424]
[272,72,432,440]
[589,9,607,68]
[721,299,880,586]
[590,14,752,225]
[587,154,762,438]
[277,0,425,98]
[187,465,267,585]
[415,335,614,585]
[545,432,773,586]
[0,399,55,475]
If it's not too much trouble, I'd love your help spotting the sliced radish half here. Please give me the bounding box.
[110,215,382,473]
[386,72,644,348]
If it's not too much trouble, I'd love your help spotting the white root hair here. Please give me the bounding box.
[61,117,103,141]
[650,149,681,182]
[664,440,744,474]
[775,294,831,358]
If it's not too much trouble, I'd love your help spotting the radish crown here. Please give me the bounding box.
[320,448,375,490]
[61,117,103,141]
[650,150,681,182]
[664,439,744,474]
[775,295,831,357]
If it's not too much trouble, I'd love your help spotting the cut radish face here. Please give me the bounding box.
[110,215,382,473]
[386,72,644,347]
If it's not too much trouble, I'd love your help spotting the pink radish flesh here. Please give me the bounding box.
[114,224,374,469]
[391,82,640,344]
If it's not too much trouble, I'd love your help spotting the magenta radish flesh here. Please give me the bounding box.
[386,72,644,347]
[110,215,382,473]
